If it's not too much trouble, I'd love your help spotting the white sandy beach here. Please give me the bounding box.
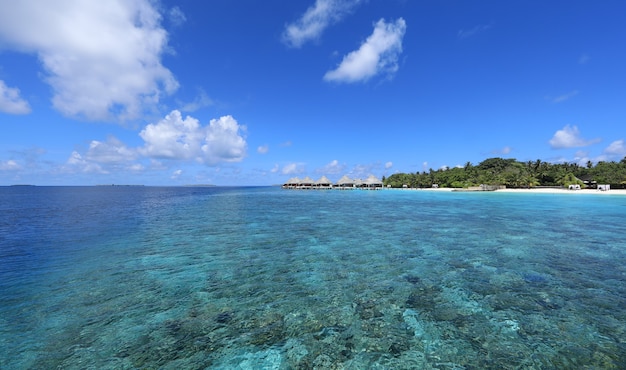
[398,187,626,195]
[495,188,626,195]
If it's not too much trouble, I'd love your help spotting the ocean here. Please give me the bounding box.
[1,186,625,369]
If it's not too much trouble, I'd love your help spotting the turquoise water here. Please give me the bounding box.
[1,186,625,369]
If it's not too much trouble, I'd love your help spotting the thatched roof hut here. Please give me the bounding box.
[282,177,301,189]
[300,176,315,189]
[315,176,332,189]
[364,175,383,189]
[336,175,355,189]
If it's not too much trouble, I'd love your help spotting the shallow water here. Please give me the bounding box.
[1,186,625,369]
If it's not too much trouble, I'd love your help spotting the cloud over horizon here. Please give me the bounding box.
[140,110,247,165]
[0,0,178,121]
[549,125,601,149]
[324,18,406,83]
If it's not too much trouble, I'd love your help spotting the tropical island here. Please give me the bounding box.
[382,157,626,189]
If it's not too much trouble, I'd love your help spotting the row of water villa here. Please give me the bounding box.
[282,175,384,190]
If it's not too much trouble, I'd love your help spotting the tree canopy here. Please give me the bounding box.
[384,157,626,189]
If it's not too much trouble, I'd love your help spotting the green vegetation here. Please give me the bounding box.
[384,157,626,189]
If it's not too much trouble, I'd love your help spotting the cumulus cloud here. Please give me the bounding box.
[282,0,363,48]
[257,145,269,154]
[0,80,31,114]
[385,161,393,169]
[61,110,247,177]
[139,110,247,165]
[549,125,601,149]
[324,18,406,83]
[0,0,178,121]
[202,115,248,164]
[140,110,204,159]
[604,139,625,157]
[0,159,21,171]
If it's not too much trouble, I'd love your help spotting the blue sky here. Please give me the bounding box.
[1,0,625,186]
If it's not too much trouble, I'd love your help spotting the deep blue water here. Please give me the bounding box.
[1,186,625,369]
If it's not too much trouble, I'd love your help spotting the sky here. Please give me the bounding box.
[1,0,625,186]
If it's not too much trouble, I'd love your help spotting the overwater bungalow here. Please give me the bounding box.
[363,175,383,189]
[282,177,301,189]
[300,176,315,189]
[315,176,333,189]
[336,175,356,189]
[282,174,383,190]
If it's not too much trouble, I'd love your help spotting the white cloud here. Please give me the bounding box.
[0,0,178,121]
[179,89,213,112]
[492,146,512,155]
[85,136,137,163]
[0,80,31,114]
[385,161,393,169]
[457,23,492,39]
[281,163,304,175]
[202,115,248,164]
[65,151,107,174]
[171,169,183,179]
[61,111,247,176]
[319,159,345,175]
[324,18,406,83]
[257,145,269,154]
[549,125,601,149]
[168,6,186,27]
[348,163,382,179]
[129,163,144,171]
[282,0,362,48]
[270,164,280,173]
[140,110,204,159]
[550,90,579,103]
[604,139,625,156]
[139,110,247,165]
[0,159,21,171]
